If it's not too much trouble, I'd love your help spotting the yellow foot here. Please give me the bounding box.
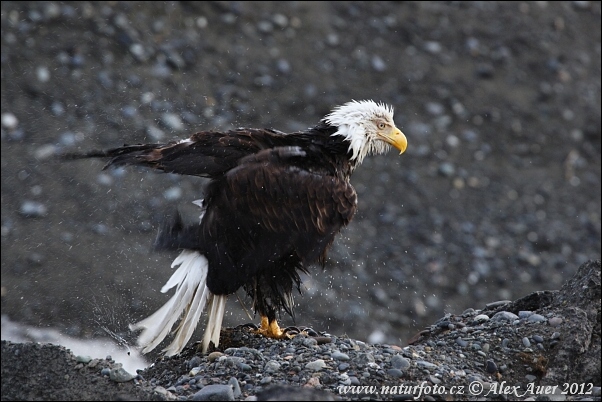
[252,316,295,340]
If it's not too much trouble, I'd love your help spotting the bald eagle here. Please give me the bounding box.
[70,100,407,356]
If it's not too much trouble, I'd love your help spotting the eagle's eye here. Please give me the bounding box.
[378,122,386,129]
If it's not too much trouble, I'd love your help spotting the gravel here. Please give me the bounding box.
[3,259,600,401]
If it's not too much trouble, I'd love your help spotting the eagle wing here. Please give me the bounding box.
[200,146,358,293]
[64,128,288,178]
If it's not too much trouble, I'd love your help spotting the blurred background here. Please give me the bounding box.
[1,1,600,369]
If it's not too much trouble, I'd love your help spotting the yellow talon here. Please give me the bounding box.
[252,316,294,339]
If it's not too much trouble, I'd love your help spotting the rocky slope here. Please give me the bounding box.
[2,260,600,401]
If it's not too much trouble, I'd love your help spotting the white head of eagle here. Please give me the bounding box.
[66,99,408,356]
[324,100,407,164]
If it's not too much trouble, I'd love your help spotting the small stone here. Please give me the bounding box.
[228,377,241,398]
[456,337,468,347]
[109,367,136,383]
[486,300,511,309]
[161,112,184,131]
[188,356,202,369]
[416,360,437,369]
[338,363,350,371]
[305,359,326,371]
[349,376,360,386]
[532,335,544,343]
[491,311,519,322]
[260,376,272,385]
[192,384,234,401]
[305,377,321,388]
[20,201,48,218]
[429,375,441,384]
[387,369,404,379]
[1,113,18,130]
[331,351,350,361]
[264,360,281,373]
[548,317,563,327]
[207,352,223,362]
[34,144,57,160]
[75,355,92,364]
[527,314,546,323]
[551,332,561,340]
[354,353,375,366]
[522,337,531,348]
[518,311,534,319]
[390,355,410,370]
[486,360,498,373]
[525,374,537,382]
[474,314,490,323]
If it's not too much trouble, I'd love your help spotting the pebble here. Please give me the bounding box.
[75,355,92,364]
[305,359,326,371]
[532,335,544,343]
[353,353,375,366]
[19,201,48,218]
[416,360,437,369]
[527,314,546,323]
[207,352,223,362]
[485,300,511,309]
[338,363,349,371]
[264,360,281,373]
[387,369,404,379]
[491,311,519,322]
[522,337,531,348]
[331,351,350,361]
[390,355,410,370]
[548,317,563,327]
[518,311,533,319]
[192,384,234,401]
[1,112,18,129]
[109,367,136,382]
[485,360,498,373]
[161,112,184,131]
[474,314,490,323]
[455,337,468,347]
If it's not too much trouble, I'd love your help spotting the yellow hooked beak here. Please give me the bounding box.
[381,126,408,155]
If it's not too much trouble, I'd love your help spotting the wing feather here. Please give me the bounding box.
[63,128,289,178]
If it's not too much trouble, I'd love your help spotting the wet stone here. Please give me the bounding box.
[109,367,136,383]
[456,337,468,347]
[527,314,546,323]
[305,359,326,371]
[486,360,498,373]
[390,355,411,370]
[491,311,519,322]
[549,317,563,327]
[331,351,350,361]
[192,384,234,401]
[474,314,490,323]
[416,360,437,370]
[532,335,544,343]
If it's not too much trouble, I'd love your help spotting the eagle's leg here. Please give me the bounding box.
[252,316,294,340]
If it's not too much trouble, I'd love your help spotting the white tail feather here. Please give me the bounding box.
[129,250,219,356]
[202,294,227,353]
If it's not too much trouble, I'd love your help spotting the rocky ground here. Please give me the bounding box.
[2,260,600,401]
[1,0,601,396]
